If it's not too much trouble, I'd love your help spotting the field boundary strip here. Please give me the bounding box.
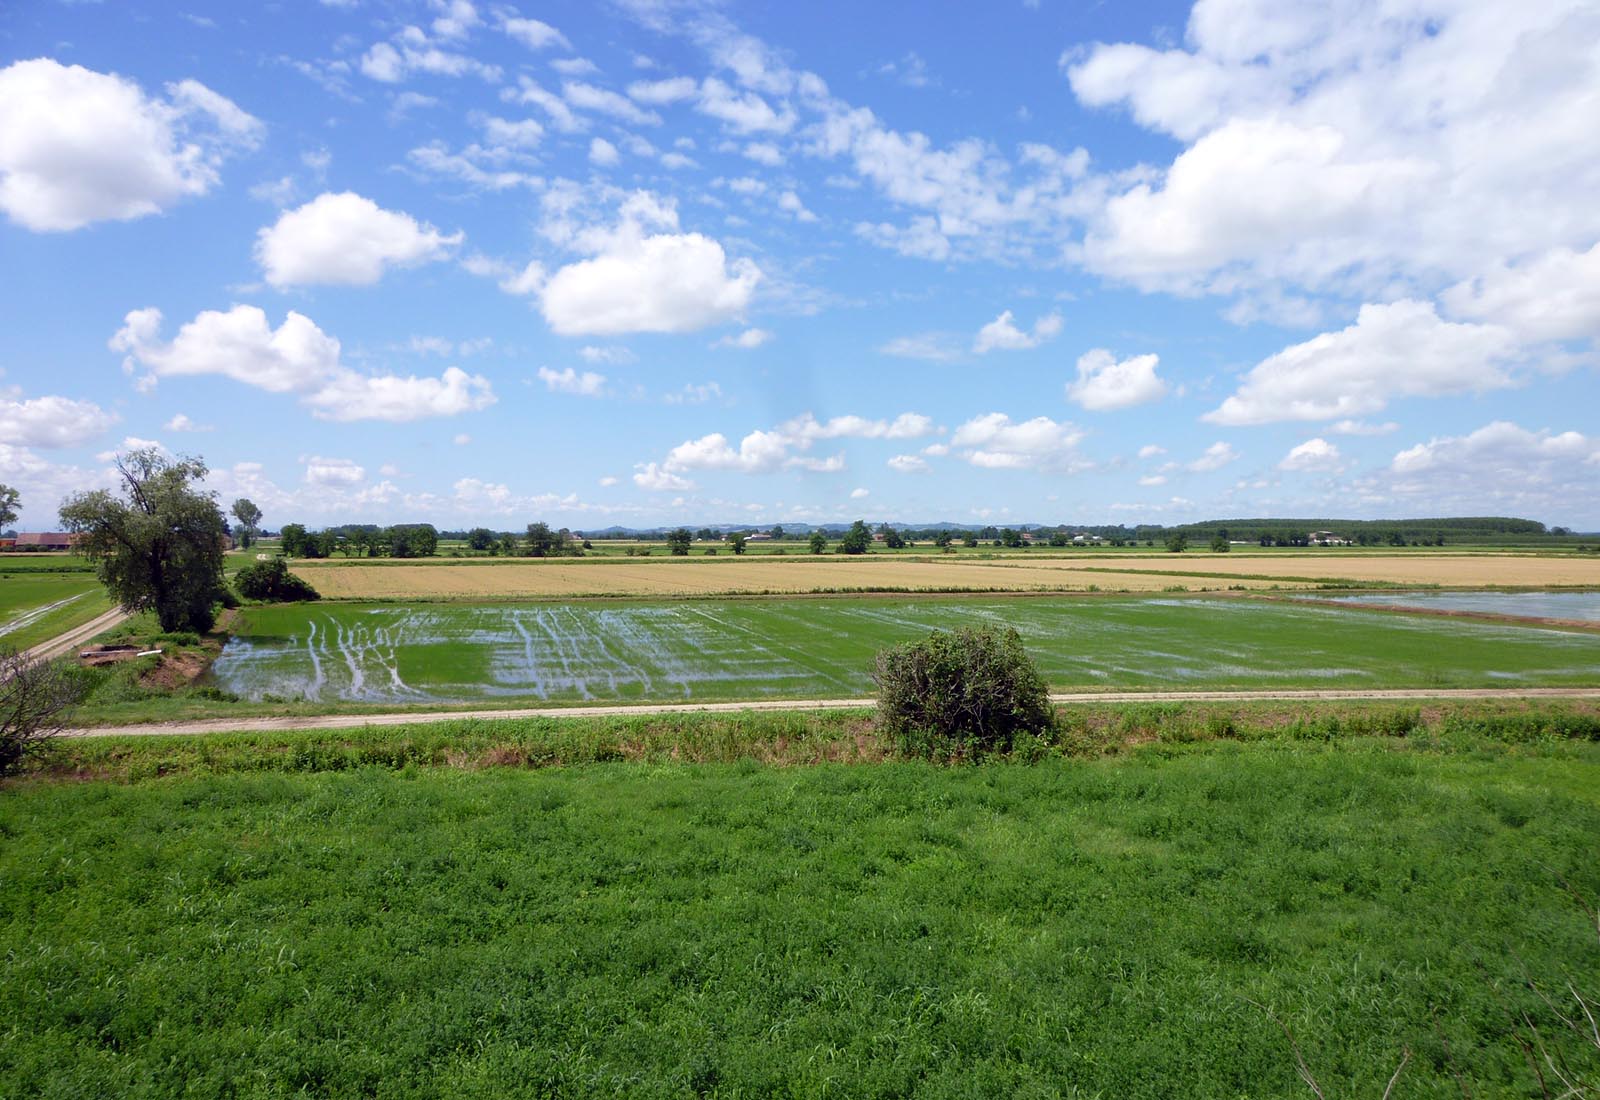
[61,686,1600,738]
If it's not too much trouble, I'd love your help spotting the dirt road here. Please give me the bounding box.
[60,686,1600,738]
[20,607,131,663]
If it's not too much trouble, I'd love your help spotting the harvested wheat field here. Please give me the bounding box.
[282,550,1600,600]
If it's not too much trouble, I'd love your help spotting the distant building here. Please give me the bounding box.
[1308,530,1350,546]
[14,532,77,551]
[1072,533,1104,544]
[744,531,773,542]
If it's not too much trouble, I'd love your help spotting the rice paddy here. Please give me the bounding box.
[211,595,1600,705]
[0,570,112,651]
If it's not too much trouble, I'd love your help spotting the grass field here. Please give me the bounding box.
[204,596,1600,706]
[4,736,1597,1098]
[0,569,112,651]
[288,551,1600,599]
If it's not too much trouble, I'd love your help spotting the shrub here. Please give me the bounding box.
[0,647,85,775]
[873,626,1054,759]
[234,558,320,602]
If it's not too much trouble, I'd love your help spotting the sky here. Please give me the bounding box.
[1,0,1598,533]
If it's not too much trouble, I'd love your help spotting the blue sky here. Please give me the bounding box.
[2,0,1598,532]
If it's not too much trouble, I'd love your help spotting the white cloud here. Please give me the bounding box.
[663,382,723,405]
[714,328,772,349]
[1137,444,1167,459]
[598,476,618,487]
[113,305,496,423]
[878,333,961,361]
[1379,421,1600,518]
[304,455,365,485]
[501,15,569,51]
[696,77,794,134]
[481,116,544,149]
[1066,4,1600,303]
[0,59,261,232]
[887,454,929,474]
[552,57,600,77]
[1187,441,1239,472]
[501,77,584,132]
[633,461,695,491]
[359,26,501,83]
[1066,349,1169,411]
[163,412,210,432]
[563,81,662,126]
[1441,242,1600,344]
[950,413,1086,471]
[537,366,607,396]
[973,310,1063,353]
[780,412,934,443]
[539,196,761,335]
[1205,300,1521,425]
[628,77,699,105]
[1329,419,1398,436]
[589,137,620,167]
[579,345,636,364]
[744,142,784,166]
[776,190,818,223]
[0,393,117,448]
[255,192,462,287]
[850,487,870,499]
[1279,437,1341,471]
[453,433,472,446]
[1138,475,1167,487]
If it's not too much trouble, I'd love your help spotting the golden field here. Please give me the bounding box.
[288,551,1600,600]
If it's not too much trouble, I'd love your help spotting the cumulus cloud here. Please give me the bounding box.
[112,305,496,423]
[564,81,662,126]
[714,328,773,349]
[588,137,620,167]
[1441,241,1600,344]
[632,461,695,491]
[1066,3,1600,303]
[501,15,569,51]
[255,192,462,288]
[0,393,117,448]
[1066,349,1168,411]
[878,333,962,361]
[887,454,930,474]
[359,26,501,83]
[163,413,210,432]
[950,413,1086,471]
[638,410,931,484]
[538,194,761,335]
[0,58,261,232]
[1205,300,1521,425]
[304,455,365,485]
[973,310,1063,353]
[1187,441,1239,472]
[537,366,607,396]
[1279,437,1341,471]
[1378,421,1600,517]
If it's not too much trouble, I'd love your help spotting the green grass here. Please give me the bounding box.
[0,570,111,650]
[3,737,1597,1098]
[198,596,1600,709]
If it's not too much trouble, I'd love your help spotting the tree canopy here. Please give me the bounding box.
[60,450,227,632]
[0,484,19,533]
[231,498,262,548]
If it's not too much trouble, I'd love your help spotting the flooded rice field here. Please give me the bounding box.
[211,597,1600,705]
[1324,589,1600,622]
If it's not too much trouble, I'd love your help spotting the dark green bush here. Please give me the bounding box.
[234,558,320,602]
[873,626,1054,758]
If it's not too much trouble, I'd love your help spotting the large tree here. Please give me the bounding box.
[839,520,872,555]
[0,483,19,533]
[231,498,262,548]
[60,450,228,632]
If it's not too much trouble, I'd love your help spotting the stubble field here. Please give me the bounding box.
[287,550,1600,600]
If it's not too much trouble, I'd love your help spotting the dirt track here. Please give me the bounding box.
[20,607,131,662]
[61,686,1600,738]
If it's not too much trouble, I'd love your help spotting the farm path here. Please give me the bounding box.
[21,607,131,663]
[63,686,1600,738]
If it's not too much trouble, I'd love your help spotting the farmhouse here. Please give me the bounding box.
[744,531,772,542]
[1308,530,1350,546]
[13,532,78,551]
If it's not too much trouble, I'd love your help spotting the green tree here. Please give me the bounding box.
[1000,528,1024,548]
[60,449,228,632]
[496,534,519,557]
[1210,533,1230,553]
[808,530,828,554]
[526,522,555,557]
[727,532,748,554]
[279,523,310,558]
[467,527,496,551]
[1165,532,1188,553]
[933,530,952,549]
[878,523,906,550]
[667,528,693,555]
[963,532,979,548]
[769,525,785,541]
[230,498,262,549]
[839,519,872,555]
[0,483,22,533]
